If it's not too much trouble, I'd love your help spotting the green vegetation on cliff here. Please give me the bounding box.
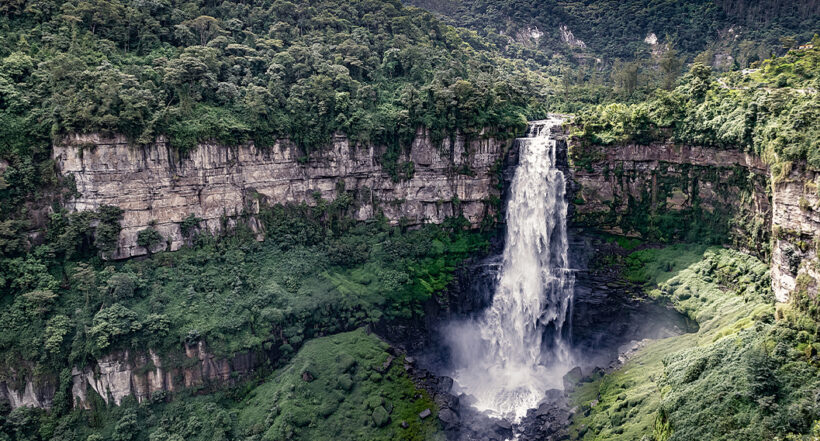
[574,44,820,170]
[0,201,489,382]
[0,203,482,439]
[571,244,820,440]
[235,328,438,441]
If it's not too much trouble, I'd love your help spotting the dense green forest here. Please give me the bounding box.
[0,201,488,439]
[0,0,561,234]
[407,0,819,65]
[0,0,537,155]
[573,43,820,170]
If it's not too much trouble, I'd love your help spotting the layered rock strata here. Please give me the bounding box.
[570,142,771,258]
[69,342,257,408]
[53,131,510,259]
[771,163,820,302]
[570,140,820,303]
[0,342,258,410]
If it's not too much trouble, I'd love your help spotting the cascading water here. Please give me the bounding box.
[446,116,575,421]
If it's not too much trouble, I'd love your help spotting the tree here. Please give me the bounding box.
[106,272,136,300]
[612,59,640,96]
[660,48,683,89]
[44,315,71,356]
[22,289,58,316]
[89,303,142,352]
[183,15,222,45]
[112,409,138,441]
[779,36,797,50]
[73,263,99,307]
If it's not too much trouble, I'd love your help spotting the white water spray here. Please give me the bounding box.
[446,116,575,421]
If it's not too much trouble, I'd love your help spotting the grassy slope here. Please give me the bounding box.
[570,244,820,440]
[235,328,440,441]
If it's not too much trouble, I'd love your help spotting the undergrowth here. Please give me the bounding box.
[571,244,820,440]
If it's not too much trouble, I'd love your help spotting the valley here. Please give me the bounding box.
[0,1,818,440]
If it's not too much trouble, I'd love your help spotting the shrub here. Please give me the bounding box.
[137,228,164,252]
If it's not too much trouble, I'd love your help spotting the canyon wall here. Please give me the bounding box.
[9,131,813,412]
[0,342,261,410]
[570,141,772,258]
[0,130,510,411]
[570,140,820,303]
[771,163,820,302]
[53,131,510,259]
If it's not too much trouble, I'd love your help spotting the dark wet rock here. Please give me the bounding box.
[536,402,553,417]
[439,408,460,429]
[545,388,564,402]
[436,376,454,393]
[583,366,605,381]
[562,367,583,392]
[434,392,459,410]
[515,385,575,441]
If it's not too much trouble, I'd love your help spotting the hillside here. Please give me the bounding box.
[407,0,820,66]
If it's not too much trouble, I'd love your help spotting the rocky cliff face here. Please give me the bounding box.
[53,131,510,259]
[570,140,820,304]
[1,341,260,410]
[0,376,55,409]
[70,342,258,408]
[771,163,820,302]
[570,142,771,257]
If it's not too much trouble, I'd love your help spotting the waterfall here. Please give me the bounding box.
[446,116,575,421]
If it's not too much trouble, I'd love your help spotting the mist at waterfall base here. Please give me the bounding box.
[444,117,575,422]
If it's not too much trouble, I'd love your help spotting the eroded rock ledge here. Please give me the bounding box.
[54,131,511,259]
[1,341,260,410]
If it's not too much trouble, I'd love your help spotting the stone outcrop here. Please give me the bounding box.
[70,342,258,408]
[570,141,771,257]
[53,131,510,259]
[0,342,259,410]
[771,163,820,302]
[0,377,55,409]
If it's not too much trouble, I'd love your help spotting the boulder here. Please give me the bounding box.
[438,408,460,429]
[562,367,583,392]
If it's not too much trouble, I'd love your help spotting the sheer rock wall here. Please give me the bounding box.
[53,131,510,259]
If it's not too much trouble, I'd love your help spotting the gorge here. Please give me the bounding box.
[4,113,819,440]
[0,2,818,440]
